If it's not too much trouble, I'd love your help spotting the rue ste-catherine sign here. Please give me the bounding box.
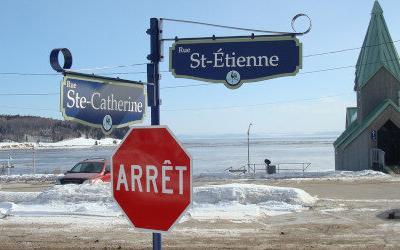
[169,35,302,89]
[60,72,146,134]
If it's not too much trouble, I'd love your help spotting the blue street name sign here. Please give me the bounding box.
[169,35,302,89]
[60,72,146,134]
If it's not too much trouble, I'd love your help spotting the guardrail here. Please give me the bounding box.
[225,166,247,174]
[276,162,311,173]
[226,162,311,174]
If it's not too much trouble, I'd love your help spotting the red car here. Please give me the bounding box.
[56,158,111,184]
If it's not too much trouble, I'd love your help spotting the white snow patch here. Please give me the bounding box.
[0,141,36,150]
[0,191,39,203]
[0,202,12,216]
[320,207,347,212]
[0,184,120,218]
[194,183,316,206]
[354,208,378,212]
[194,170,390,182]
[0,183,317,222]
[0,137,121,150]
[0,174,63,183]
[188,184,317,221]
[40,137,120,148]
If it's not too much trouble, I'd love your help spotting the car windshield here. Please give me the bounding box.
[70,162,104,173]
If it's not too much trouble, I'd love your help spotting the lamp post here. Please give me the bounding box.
[7,154,11,176]
[32,145,35,175]
[247,123,252,173]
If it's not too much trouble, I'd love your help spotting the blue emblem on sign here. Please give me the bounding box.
[169,36,302,89]
[60,73,146,134]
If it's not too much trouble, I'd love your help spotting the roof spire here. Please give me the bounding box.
[372,1,383,15]
[355,1,400,90]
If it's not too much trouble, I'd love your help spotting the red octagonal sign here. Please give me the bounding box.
[111,126,192,232]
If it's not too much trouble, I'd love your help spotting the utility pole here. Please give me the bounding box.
[147,17,162,250]
[32,145,36,175]
[247,123,252,173]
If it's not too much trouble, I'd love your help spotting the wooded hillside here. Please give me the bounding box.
[0,115,129,142]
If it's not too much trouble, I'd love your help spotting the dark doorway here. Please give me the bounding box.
[378,120,400,166]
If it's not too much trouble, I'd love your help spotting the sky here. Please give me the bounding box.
[0,0,399,136]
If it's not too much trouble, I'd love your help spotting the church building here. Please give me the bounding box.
[334,1,400,171]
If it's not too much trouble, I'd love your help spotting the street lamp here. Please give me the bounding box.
[247,123,253,173]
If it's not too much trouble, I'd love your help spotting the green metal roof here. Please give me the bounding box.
[346,107,358,128]
[334,99,400,149]
[355,1,400,89]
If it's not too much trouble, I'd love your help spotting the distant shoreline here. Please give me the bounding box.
[0,137,121,151]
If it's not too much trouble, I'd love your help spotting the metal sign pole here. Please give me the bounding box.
[147,17,162,250]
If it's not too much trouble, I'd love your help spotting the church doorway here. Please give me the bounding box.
[378,120,400,166]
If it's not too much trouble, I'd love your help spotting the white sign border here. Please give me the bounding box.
[111,125,193,233]
[60,74,147,134]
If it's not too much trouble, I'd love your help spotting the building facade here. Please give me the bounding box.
[334,1,400,171]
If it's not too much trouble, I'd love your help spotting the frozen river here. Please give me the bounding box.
[0,134,336,175]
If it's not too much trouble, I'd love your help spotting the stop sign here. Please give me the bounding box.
[111,126,192,232]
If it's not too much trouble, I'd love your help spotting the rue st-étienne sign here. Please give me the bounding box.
[169,35,302,89]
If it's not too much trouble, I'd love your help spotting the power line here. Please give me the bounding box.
[160,58,398,89]
[0,62,388,92]
[299,65,354,75]
[69,63,148,72]
[0,104,59,111]
[0,92,353,113]
[162,92,353,112]
[102,71,147,75]
[158,65,356,89]
[0,93,58,96]
[0,72,58,76]
[2,55,398,79]
[161,83,210,89]
[0,63,148,76]
[304,39,400,58]
[2,39,400,77]
[1,55,399,94]
[0,71,148,77]
[2,37,400,77]
[0,57,395,91]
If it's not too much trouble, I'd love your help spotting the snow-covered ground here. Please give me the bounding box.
[0,183,317,222]
[0,174,63,182]
[0,137,121,150]
[0,170,388,183]
[189,184,316,221]
[195,170,390,182]
[0,170,393,223]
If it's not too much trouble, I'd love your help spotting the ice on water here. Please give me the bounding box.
[0,133,336,175]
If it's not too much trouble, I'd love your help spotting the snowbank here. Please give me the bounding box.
[0,183,317,221]
[188,183,317,221]
[0,142,36,150]
[194,184,316,206]
[0,192,40,203]
[0,174,63,183]
[194,170,389,182]
[0,137,121,150]
[35,183,112,203]
[40,138,120,148]
[0,170,389,185]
